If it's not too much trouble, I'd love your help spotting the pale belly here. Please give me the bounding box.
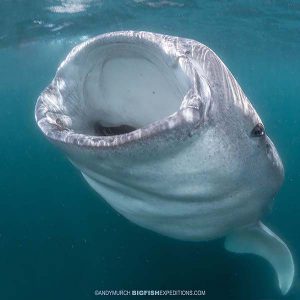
[82,171,263,241]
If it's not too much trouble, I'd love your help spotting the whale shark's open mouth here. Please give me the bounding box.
[36,32,196,144]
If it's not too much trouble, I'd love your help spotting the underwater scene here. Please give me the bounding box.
[1,1,300,299]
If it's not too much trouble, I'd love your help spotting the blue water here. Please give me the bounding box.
[1,1,299,299]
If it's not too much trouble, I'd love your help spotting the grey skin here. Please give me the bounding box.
[35,31,294,295]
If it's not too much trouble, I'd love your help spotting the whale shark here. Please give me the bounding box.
[35,31,294,295]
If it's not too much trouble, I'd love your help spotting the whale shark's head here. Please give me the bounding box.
[35,31,284,209]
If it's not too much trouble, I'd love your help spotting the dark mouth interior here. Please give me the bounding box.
[93,122,137,136]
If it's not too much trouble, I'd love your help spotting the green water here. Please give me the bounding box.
[0,1,299,299]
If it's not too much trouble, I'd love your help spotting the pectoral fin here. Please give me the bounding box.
[224,222,294,295]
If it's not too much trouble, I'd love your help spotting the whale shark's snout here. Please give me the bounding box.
[35,31,294,296]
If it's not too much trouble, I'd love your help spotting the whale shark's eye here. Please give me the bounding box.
[251,123,265,137]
